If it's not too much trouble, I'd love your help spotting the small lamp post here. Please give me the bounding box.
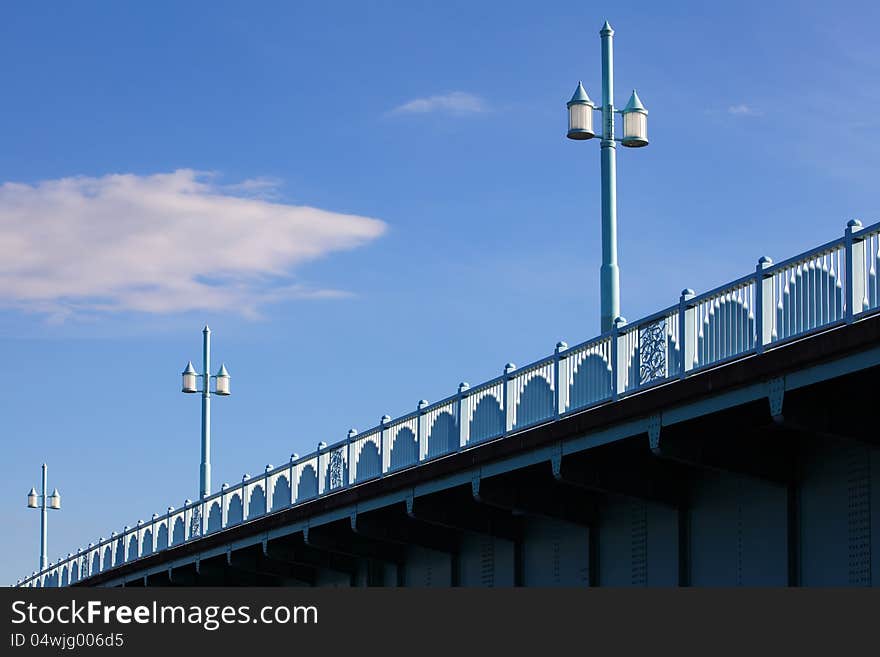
[26,464,61,571]
[566,21,650,332]
[181,326,232,499]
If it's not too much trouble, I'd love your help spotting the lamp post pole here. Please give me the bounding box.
[201,326,211,500]
[566,21,649,334]
[599,21,619,333]
[40,464,48,571]
[27,463,61,572]
[182,326,231,500]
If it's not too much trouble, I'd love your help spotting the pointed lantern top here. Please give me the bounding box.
[182,361,197,375]
[623,89,648,114]
[567,81,594,108]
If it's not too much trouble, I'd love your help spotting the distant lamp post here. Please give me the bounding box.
[26,464,61,571]
[566,21,650,332]
[181,326,232,499]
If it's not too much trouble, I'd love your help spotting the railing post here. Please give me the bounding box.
[457,382,470,450]
[122,525,130,559]
[346,430,356,486]
[417,400,429,461]
[264,465,273,514]
[611,317,626,400]
[555,342,569,416]
[345,427,357,486]
[317,443,327,493]
[150,514,158,552]
[220,484,228,528]
[845,219,865,322]
[240,477,249,521]
[754,258,773,353]
[503,363,516,434]
[290,454,299,504]
[678,290,695,377]
[380,416,391,475]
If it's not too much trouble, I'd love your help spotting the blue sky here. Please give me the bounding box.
[2,1,879,584]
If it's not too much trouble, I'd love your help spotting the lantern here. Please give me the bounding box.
[621,89,648,147]
[566,81,596,140]
[181,361,198,393]
[214,363,231,396]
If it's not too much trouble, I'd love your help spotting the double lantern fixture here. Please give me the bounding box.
[181,361,231,396]
[566,83,648,147]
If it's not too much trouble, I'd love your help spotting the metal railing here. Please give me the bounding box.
[17,219,880,587]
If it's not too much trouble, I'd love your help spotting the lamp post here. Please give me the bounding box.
[181,326,231,499]
[26,463,61,571]
[567,21,649,333]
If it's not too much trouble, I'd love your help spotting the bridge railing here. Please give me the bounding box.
[17,219,880,587]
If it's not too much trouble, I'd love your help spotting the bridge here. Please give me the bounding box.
[17,219,880,587]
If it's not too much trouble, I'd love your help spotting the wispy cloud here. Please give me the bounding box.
[389,91,488,116]
[727,103,761,116]
[0,170,386,320]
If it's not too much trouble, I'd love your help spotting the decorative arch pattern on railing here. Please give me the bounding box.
[247,485,265,519]
[206,503,221,533]
[157,523,168,551]
[172,518,185,545]
[297,465,318,501]
[227,493,243,525]
[18,219,880,587]
[427,411,458,458]
[355,441,381,483]
[514,373,554,430]
[695,293,755,367]
[142,528,153,556]
[390,427,417,471]
[568,352,612,410]
[272,475,290,511]
[468,393,504,445]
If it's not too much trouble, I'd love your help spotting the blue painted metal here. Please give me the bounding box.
[201,326,211,499]
[599,22,620,333]
[17,218,880,588]
[26,463,61,573]
[181,326,232,500]
[40,465,47,570]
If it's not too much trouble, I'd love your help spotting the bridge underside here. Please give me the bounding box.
[80,317,880,587]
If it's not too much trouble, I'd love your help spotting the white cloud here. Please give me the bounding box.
[728,104,761,116]
[389,91,488,116]
[0,170,386,320]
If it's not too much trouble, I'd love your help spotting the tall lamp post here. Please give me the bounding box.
[567,21,649,333]
[181,326,231,499]
[26,464,61,571]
